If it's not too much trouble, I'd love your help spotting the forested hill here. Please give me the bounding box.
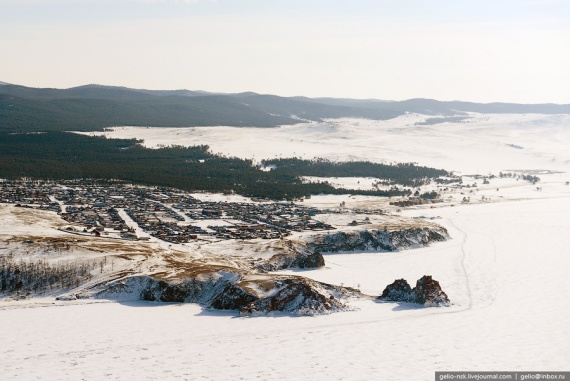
[0,85,297,132]
[0,84,401,132]
[1,82,570,133]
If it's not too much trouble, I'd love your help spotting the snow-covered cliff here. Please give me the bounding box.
[305,226,448,254]
[95,271,356,316]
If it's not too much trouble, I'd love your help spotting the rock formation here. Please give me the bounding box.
[97,271,355,316]
[414,275,450,307]
[235,278,347,316]
[306,227,448,254]
[377,275,450,307]
[378,278,416,302]
[257,246,325,272]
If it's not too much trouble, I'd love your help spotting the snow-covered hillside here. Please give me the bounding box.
[82,113,570,174]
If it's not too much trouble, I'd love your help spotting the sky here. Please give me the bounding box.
[1,0,569,103]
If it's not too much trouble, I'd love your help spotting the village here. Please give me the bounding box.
[0,179,336,243]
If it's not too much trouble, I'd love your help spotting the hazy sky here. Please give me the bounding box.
[2,0,569,103]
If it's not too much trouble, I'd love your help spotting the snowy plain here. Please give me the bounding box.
[3,114,570,380]
[83,113,570,174]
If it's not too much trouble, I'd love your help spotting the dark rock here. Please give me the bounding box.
[98,273,349,316]
[376,275,450,307]
[309,230,393,253]
[269,279,329,312]
[415,275,450,307]
[427,229,447,242]
[377,278,416,302]
[140,280,191,303]
[307,227,448,254]
[240,278,346,316]
[257,242,325,271]
[291,251,325,269]
[211,284,258,310]
[100,273,240,305]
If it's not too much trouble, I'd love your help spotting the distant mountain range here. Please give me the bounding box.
[1,82,569,132]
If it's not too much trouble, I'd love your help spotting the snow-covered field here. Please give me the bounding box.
[82,113,570,174]
[3,114,570,380]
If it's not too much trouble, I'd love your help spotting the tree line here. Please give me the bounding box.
[0,255,95,295]
[262,157,451,187]
[0,132,451,199]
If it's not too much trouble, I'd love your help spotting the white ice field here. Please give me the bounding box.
[3,113,570,380]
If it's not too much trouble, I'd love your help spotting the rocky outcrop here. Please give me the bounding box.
[256,241,325,272]
[254,225,447,272]
[236,278,347,316]
[378,279,416,302]
[290,251,325,268]
[211,284,258,310]
[96,271,353,316]
[377,275,450,307]
[56,223,449,315]
[96,271,241,306]
[259,251,325,272]
[306,227,448,254]
[414,275,450,307]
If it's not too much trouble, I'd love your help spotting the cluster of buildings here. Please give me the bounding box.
[124,188,335,242]
[0,179,335,243]
[0,180,60,212]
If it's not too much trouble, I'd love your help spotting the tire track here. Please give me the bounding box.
[443,218,473,312]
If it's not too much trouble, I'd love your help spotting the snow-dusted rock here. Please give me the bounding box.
[377,275,450,307]
[306,227,448,254]
[211,284,258,310]
[377,278,416,302]
[414,275,450,307]
[97,271,241,306]
[97,272,352,316]
[255,241,325,271]
[238,277,348,316]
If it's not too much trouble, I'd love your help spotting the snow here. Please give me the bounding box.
[3,114,570,379]
[188,192,258,204]
[302,176,381,190]
[2,197,570,380]
[117,208,154,241]
[79,113,570,174]
[4,198,569,380]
